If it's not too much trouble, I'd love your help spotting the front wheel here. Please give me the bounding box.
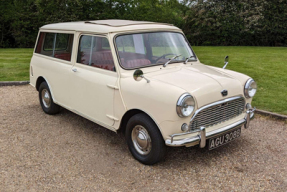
[125,113,166,165]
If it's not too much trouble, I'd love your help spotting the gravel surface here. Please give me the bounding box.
[0,85,286,191]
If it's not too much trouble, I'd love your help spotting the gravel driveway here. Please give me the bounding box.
[0,85,286,191]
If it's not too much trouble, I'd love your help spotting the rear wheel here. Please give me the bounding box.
[39,81,60,114]
[125,113,166,165]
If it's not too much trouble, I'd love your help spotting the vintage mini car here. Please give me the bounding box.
[30,20,256,165]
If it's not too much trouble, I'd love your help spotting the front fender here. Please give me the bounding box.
[120,76,189,130]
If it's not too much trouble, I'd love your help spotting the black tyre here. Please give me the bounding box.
[125,113,166,165]
[39,81,60,114]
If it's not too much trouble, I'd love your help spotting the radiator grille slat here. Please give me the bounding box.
[189,97,245,130]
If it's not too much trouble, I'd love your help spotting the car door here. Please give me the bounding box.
[69,34,118,127]
[33,31,75,108]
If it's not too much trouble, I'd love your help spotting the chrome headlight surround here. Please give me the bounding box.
[244,79,257,98]
[176,93,195,117]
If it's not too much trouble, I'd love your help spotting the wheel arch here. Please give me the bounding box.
[36,76,46,91]
[118,109,164,139]
[35,76,55,100]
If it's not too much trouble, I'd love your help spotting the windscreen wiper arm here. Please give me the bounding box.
[163,54,181,67]
[184,55,196,64]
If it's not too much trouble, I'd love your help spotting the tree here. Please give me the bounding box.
[0,0,15,47]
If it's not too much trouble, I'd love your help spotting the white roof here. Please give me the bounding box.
[40,20,181,33]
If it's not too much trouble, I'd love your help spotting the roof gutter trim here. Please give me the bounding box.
[84,21,174,27]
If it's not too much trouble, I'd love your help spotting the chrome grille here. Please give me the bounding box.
[189,97,245,130]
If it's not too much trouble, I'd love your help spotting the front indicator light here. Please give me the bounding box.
[181,123,189,132]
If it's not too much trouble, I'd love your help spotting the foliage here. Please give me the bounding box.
[183,0,287,46]
[0,0,287,47]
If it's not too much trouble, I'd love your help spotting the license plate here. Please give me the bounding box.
[208,127,241,150]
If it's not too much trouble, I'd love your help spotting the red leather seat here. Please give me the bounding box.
[94,51,113,60]
[79,50,115,71]
[125,59,151,68]
[118,51,151,68]
[91,51,115,71]
[54,53,71,61]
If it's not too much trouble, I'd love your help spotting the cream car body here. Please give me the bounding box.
[30,20,256,164]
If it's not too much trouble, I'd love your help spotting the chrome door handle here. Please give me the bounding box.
[72,68,77,72]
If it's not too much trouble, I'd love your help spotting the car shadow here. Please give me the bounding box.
[58,108,244,167]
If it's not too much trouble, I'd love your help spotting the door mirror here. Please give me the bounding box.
[224,56,229,63]
[223,56,229,69]
[133,69,144,81]
[133,69,150,83]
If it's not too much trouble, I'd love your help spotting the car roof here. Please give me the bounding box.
[40,20,181,33]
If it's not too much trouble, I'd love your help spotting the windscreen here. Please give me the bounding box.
[115,32,195,69]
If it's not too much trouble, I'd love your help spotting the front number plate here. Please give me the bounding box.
[208,127,241,150]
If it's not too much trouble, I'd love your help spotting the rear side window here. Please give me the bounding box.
[77,35,115,72]
[43,33,54,51]
[35,32,74,61]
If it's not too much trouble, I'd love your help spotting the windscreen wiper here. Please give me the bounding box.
[163,54,181,67]
[184,55,196,64]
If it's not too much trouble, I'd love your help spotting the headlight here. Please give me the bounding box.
[176,93,195,117]
[244,79,257,98]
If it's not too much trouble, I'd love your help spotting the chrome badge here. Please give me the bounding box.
[221,90,228,97]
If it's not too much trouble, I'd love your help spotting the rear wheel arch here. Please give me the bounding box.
[38,81,60,114]
[36,76,46,91]
[35,76,56,103]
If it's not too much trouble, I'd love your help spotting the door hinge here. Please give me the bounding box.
[107,84,119,90]
[106,115,119,121]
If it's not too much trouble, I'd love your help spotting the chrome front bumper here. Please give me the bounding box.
[165,108,255,147]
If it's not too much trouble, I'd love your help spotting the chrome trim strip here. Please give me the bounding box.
[189,96,245,124]
[165,119,246,147]
[207,119,245,138]
[170,128,200,143]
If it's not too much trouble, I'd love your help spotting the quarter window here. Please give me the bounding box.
[35,32,74,61]
[77,35,115,72]
[43,33,54,51]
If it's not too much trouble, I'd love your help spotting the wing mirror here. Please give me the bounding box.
[133,69,150,83]
[223,56,229,69]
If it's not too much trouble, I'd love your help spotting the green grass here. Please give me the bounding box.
[0,47,286,115]
[193,46,287,115]
[0,48,33,81]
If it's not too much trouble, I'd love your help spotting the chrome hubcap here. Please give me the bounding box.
[131,125,152,155]
[41,89,51,108]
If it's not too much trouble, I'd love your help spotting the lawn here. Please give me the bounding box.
[193,46,287,115]
[0,48,33,81]
[0,47,286,115]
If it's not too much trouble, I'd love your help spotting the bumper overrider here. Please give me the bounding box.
[165,107,256,147]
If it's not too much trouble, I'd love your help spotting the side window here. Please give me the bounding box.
[43,33,54,51]
[77,35,115,72]
[35,32,74,61]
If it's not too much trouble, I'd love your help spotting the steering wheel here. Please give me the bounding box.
[154,53,177,63]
